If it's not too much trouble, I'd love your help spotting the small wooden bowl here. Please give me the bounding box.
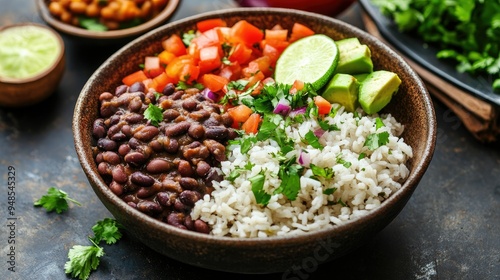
[0,23,65,107]
[37,0,181,44]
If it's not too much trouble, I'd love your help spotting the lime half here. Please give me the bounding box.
[274,34,339,90]
[0,25,62,80]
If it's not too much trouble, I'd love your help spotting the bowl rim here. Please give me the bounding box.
[0,22,65,84]
[36,0,181,40]
[73,7,437,246]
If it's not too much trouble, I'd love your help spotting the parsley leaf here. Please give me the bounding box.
[144,103,163,126]
[91,218,123,245]
[34,187,81,214]
[364,131,390,150]
[249,173,271,206]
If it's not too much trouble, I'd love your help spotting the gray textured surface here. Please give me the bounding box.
[0,1,499,279]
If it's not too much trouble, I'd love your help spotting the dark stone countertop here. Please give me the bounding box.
[1,1,499,279]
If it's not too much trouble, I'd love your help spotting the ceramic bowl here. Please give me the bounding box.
[73,8,436,274]
[37,0,180,43]
[235,0,357,16]
[0,23,65,107]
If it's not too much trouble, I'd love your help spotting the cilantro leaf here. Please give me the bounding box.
[249,173,271,206]
[323,187,337,195]
[375,117,385,129]
[91,218,123,245]
[34,187,81,214]
[144,103,163,126]
[64,239,104,280]
[182,30,196,46]
[303,130,323,150]
[274,164,302,201]
[310,164,334,179]
[364,131,390,151]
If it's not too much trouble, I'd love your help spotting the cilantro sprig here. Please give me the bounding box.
[65,218,123,280]
[143,103,163,126]
[34,187,81,214]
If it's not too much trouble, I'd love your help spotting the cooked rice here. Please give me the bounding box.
[191,106,412,238]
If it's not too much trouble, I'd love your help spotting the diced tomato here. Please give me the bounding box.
[151,72,176,92]
[166,55,195,82]
[230,20,264,46]
[228,42,252,65]
[198,45,222,74]
[245,70,265,92]
[241,113,262,134]
[162,34,187,56]
[144,56,164,78]
[122,70,148,86]
[218,62,242,81]
[227,104,253,123]
[289,23,315,42]
[245,56,271,77]
[194,28,223,49]
[157,50,176,66]
[265,29,288,41]
[290,79,305,94]
[201,73,229,92]
[196,18,227,33]
[262,44,280,66]
[314,95,332,115]
[179,63,200,83]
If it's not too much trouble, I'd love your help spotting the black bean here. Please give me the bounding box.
[179,177,199,190]
[169,91,184,100]
[124,151,147,166]
[125,113,144,123]
[177,160,194,177]
[97,162,111,176]
[220,112,234,127]
[162,179,183,193]
[164,138,179,154]
[182,145,209,162]
[92,119,107,139]
[174,199,189,212]
[156,191,177,207]
[109,181,124,196]
[182,98,198,111]
[137,201,162,215]
[149,140,163,152]
[204,139,226,161]
[115,84,128,96]
[205,169,223,187]
[100,102,117,118]
[112,165,127,184]
[136,186,158,198]
[166,212,186,228]
[108,114,121,126]
[128,137,142,149]
[127,202,137,208]
[99,92,114,101]
[129,96,143,112]
[162,83,175,96]
[179,190,202,206]
[97,138,117,151]
[203,116,220,127]
[111,131,127,141]
[134,126,159,142]
[205,126,229,141]
[184,215,194,230]
[102,151,120,165]
[228,128,238,140]
[163,109,180,121]
[146,159,172,173]
[131,172,155,187]
[196,161,211,177]
[164,121,191,137]
[121,124,132,137]
[188,124,205,139]
[118,144,131,156]
[194,219,210,234]
[188,109,211,121]
[129,81,145,93]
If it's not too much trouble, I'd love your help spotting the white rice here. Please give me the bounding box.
[191,106,413,238]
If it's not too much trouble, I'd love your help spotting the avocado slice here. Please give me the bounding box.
[335,38,373,75]
[359,70,401,114]
[322,73,360,112]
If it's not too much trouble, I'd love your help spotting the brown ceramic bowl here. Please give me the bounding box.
[0,23,65,107]
[235,0,356,16]
[37,0,180,43]
[73,8,436,274]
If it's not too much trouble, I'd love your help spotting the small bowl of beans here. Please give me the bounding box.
[73,7,436,274]
[36,0,181,43]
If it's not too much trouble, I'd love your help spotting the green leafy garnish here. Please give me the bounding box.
[78,17,108,31]
[274,159,303,201]
[182,30,196,46]
[249,173,271,206]
[144,103,163,126]
[336,155,352,168]
[323,187,337,195]
[375,117,385,129]
[91,218,123,245]
[34,187,81,214]
[64,239,104,280]
[310,164,334,179]
[364,131,390,150]
[303,131,323,150]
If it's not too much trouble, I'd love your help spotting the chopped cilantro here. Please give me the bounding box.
[358,152,367,160]
[274,163,302,201]
[336,155,352,168]
[34,187,81,214]
[323,187,337,195]
[375,117,385,129]
[310,164,334,179]
[318,119,339,131]
[91,218,123,245]
[182,30,196,46]
[303,131,323,150]
[143,103,163,126]
[364,131,390,150]
[249,173,271,206]
[64,239,104,280]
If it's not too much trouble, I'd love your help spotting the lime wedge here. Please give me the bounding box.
[0,25,62,80]
[274,34,339,90]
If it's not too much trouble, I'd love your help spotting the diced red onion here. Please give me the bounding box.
[289,106,306,117]
[298,150,310,166]
[314,128,325,138]
[201,88,217,101]
[273,98,291,116]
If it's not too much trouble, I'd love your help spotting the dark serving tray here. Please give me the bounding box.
[359,0,500,106]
